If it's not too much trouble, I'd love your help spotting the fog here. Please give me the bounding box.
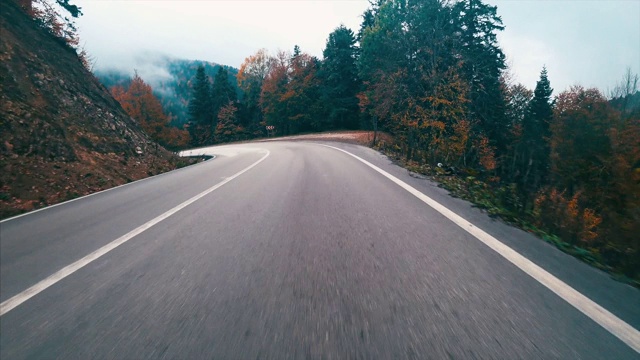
[76,0,640,93]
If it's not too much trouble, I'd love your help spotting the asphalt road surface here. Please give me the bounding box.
[1,141,639,359]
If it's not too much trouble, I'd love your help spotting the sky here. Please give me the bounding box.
[74,0,640,94]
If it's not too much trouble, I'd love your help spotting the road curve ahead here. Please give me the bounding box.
[1,141,639,359]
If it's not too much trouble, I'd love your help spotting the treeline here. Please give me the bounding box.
[96,60,240,127]
[186,32,363,146]
[186,0,640,278]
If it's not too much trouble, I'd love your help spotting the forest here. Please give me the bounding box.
[29,0,640,280]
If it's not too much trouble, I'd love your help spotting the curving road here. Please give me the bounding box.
[1,141,639,359]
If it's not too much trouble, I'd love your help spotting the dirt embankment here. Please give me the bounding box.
[0,1,185,219]
[260,131,394,146]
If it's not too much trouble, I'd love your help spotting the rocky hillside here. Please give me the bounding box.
[0,0,185,219]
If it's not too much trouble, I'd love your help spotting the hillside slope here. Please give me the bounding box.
[96,59,240,127]
[0,0,181,219]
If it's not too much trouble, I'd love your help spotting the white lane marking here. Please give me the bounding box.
[320,144,640,353]
[0,150,270,316]
[180,146,260,158]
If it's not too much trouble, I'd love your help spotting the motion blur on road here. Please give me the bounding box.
[1,141,639,359]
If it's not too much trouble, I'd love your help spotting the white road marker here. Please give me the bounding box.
[320,144,640,353]
[0,150,270,316]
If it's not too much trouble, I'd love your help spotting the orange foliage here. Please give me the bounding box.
[237,49,271,92]
[450,119,471,161]
[31,0,79,48]
[259,51,291,132]
[111,74,189,149]
[534,189,602,244]
[476,136,497,171]
[215,102,243,143]
[581,208,602,244]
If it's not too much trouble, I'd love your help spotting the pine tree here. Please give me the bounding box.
[321,25,361,129]
[520,66,553,198]
[215,102,243,143]
[284,52,323,133]
[188,65,212,145]
[454,0,508,159]
[211,66,237,126]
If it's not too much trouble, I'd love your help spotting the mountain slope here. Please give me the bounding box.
[96,59,240,127]
[0,0,182,219]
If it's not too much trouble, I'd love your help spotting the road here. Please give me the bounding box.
[1,141,639,359]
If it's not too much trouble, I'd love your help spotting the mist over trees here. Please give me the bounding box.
[96,59,240,128]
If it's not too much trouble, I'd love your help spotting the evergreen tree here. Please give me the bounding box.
[285,53,324,133]
[454,0,508,159]
[357,0,408,137]
[502,81,533,183]
[215,102,243,143]
[321,25,361,129]
[357,8,375,42]
[188,65,212,145]
[520,67,553,197]
[211,66,237,126]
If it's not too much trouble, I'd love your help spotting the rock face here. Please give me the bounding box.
[0,0,182,218]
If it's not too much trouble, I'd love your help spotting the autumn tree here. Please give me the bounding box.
[215,102,244,143]
[358,0,477,166]
[548,85,640,276]
[285,52,325,133]
[260,51,290,135]
[188,65,213,145]
[550,86,611,198]
[237,49,271,135]
[605,113,640,276]
[111,74,189,150]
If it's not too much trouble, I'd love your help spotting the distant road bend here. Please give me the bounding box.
[1,141,639,359]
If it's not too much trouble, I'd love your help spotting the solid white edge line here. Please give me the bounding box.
[0,154,217,224]
[319,144,640,353]
[0,150,269,316]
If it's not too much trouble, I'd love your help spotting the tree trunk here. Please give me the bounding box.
[371,117,378,147]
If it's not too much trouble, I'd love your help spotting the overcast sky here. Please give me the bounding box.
[75,0,639,94]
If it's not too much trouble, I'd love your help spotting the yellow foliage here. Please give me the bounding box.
[476,136,497,171]
[534,188,602,244]
[581,208,602,243]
